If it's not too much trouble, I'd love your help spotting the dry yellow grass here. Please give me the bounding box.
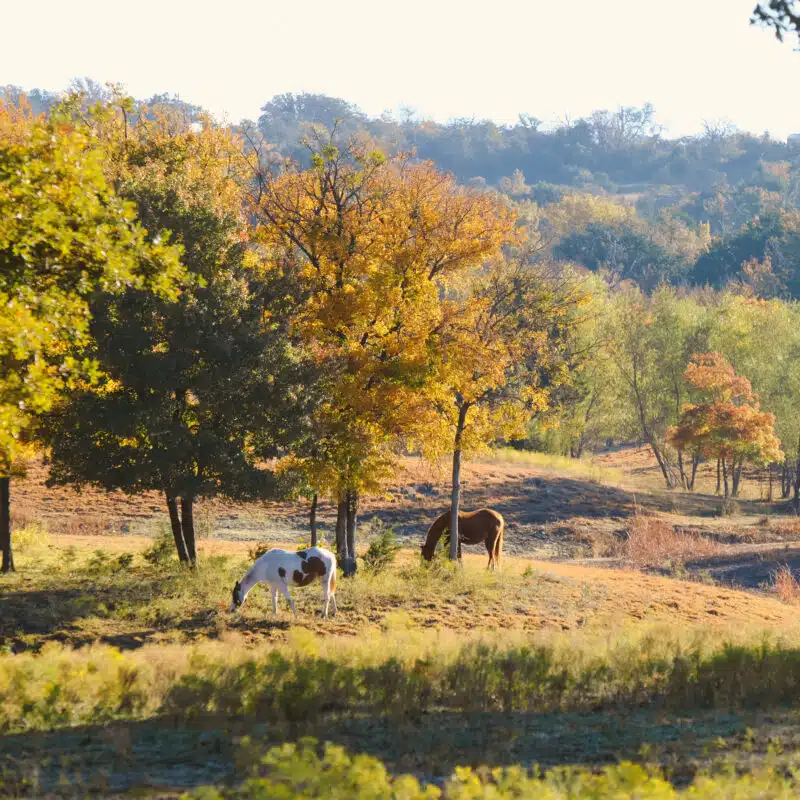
[770,565,800,604]
[620,512,724,567]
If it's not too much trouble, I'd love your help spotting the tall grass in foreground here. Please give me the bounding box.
[5,629,800,733]
[476,448,625,484]
[189,738,799,799]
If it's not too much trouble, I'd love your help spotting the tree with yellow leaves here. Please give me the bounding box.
[0,96,183,572]
[423,257,588,560]
[249,129,515,571]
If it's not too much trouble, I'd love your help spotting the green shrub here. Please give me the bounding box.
[143,526,176,565]
[362,524,401,574]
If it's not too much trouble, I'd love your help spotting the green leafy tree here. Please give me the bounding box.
[41,99,315,564]
[605,287,710,489]
[554,222,686,290]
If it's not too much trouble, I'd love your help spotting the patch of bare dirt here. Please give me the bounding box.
[10,452,800,569]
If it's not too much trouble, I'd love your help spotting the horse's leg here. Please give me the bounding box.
[322,574,337,618]
[486,534,494,570]
[322,578,331,618]
[271,587,279,615]
[279,582,297,615]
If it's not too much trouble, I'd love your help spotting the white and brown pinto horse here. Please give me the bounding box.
[421,508,505,569]
[230,546,338,618]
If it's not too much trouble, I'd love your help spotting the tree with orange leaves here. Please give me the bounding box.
[248,129,516,571]
[668,353,782,497]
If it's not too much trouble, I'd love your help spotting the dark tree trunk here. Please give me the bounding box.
[716,458,722,495]
[649,440,676,489]
[1,476,13,574]
[732,459,743,498]
[794,434,800,513]
[309,493,318,547]
[768,463,774,502]
[783,461,792,499]
[677,448,687,490]
[335,495,348,564]
[688,453,700,491]
[722,458,730,498]
[166,493,190,563]
[181,495,196,564]
[343,490,358,576]
[450,401,470,561]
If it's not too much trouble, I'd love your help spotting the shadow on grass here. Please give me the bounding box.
[1,707,796,794]
[0,575,226,652]
[683,545,800,590]
[372,473,794,545]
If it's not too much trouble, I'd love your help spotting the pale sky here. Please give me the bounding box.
[2,0,799,138]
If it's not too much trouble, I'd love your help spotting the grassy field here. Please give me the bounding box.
[5,451,800,796]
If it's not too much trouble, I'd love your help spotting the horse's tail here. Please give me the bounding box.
[493,514,505,568]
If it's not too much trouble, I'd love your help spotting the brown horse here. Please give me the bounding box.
[420,508,504,569]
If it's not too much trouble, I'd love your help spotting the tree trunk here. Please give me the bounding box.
[768,463,774,502]
[783,461,791,499]
[309,493,318,547]
[716,458,721,495]
[335,495,348,563]
[181,495,196,564]
[0,476,13,574]
[649,440,676,489]
[677,448,687,490]
[688,454,700,492]
[450,402,470,561]
[343,490,358,576]
[794,434,800,513]
[166,493,190,563]
[722,458,730,498]
[732,459,743,498]
[631,365,674,489]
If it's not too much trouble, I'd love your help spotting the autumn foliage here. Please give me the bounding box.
[668,353,782,496]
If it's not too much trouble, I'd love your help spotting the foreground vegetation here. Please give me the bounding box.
[0,522,800,794]
[187,738,800,799]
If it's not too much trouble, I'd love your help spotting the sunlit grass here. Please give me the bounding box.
[476,447,626,484]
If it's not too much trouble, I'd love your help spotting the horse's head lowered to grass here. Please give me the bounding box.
[421,508,505,569]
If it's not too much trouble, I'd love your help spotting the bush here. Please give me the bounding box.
[10,628,800,734]
[248,542,270,561]
[362,523,401,574]
[621,512,722,568]
[11,523,50,555]
[143,526,176,565]
[717,498,741,517]
[771,565,800,604]
[186,738,799,798]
